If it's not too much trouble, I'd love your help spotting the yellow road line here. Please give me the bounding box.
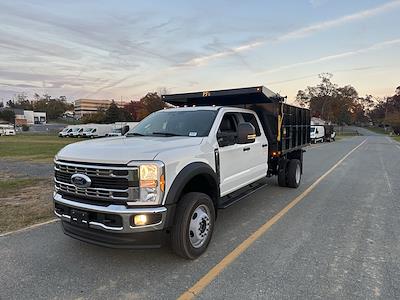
[178,138,367,300]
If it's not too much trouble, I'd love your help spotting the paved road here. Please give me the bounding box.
[1,131,400,299]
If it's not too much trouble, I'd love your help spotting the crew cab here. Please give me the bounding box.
[53,86,310,259]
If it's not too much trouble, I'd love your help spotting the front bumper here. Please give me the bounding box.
[53,193,170,248]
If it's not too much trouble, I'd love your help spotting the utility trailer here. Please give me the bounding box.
[163,86,311,185]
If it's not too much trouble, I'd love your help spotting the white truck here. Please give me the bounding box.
[53,87,310,259]
[310,124,335,143]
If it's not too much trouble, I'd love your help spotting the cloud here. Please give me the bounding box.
[180,0,400,67]
[258,38,400,75]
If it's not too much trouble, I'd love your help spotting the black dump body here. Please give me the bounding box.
[163,86,311,156]
[324,124,334,138]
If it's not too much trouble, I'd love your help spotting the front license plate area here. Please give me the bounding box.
[70,209,89,227]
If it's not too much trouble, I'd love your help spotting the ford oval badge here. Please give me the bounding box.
[71,174,91,188]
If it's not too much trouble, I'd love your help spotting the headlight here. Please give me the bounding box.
[127,161,165,205]
[140,164,158,188]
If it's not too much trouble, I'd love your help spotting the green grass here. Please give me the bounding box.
[393,136,400,143]
[0,134,76,161]
[366,127,389,135]
[0,178,42,198]
[0,178,54,233]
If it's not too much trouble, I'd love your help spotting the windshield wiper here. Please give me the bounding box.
[152,132,184,137]
[126,132,146,137]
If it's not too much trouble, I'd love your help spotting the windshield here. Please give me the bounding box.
[310,127,316,133]
[62,127,69,132]
[127,110,218,137]
[83,128,94,132]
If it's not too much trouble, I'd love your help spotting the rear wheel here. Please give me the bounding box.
[287,159,301,188]
[171,192,215,259]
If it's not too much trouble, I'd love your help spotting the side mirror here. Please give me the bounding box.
[237,122,256,144]
[217,131,235,147]
[121,125,130,135]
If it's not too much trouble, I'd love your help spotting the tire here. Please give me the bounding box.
[171,192,215,259]
[278,159,288,187]
[286,159,301,188]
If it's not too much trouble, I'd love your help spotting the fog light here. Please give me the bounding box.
[134,214,148,226]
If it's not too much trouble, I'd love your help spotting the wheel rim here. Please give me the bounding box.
[295,164,301,184]
[189,204,211,248]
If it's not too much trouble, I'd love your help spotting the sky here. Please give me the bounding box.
[0,0,399,105]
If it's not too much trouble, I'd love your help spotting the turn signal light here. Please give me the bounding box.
[160,174,165,192]
[140,180,157,188]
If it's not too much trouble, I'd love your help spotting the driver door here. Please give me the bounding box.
[217,113,257,196]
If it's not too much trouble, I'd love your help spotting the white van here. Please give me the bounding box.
[81,124,114,138]
[310,125,325,143]
[0,124,16,136]
[59,126,77,137]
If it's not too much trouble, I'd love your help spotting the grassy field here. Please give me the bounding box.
[365,126,389,135]
[0,178,42,198]
[0,134,76,161]
[393,136,400,143]
[0,177,53,234]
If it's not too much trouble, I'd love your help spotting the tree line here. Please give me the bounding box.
[1,77,399,133]
[296,73,400,133]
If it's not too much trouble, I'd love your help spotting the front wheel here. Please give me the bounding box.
[171,192,215,259]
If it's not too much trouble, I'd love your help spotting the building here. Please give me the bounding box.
[74,99,128,119]
[13,109,47,125]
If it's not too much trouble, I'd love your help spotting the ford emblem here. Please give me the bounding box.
[71,174,91,188]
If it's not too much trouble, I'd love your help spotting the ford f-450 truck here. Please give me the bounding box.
[53,86,310,259]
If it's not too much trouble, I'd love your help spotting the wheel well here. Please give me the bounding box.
[181,174,219,207]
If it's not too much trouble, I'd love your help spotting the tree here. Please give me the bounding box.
[124,101,147,121]
[0,109,16,124]
[0,102,3,108]
[104,101,121,123]
[80,111,106,124]
[31,95,74,120]
[296,73,368,125]
[368,85,400,128]
[140,92,166,115]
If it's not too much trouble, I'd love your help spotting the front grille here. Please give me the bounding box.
[54,160,139,203]
[55,171,130,189]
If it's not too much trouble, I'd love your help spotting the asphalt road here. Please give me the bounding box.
[1,130,400,299]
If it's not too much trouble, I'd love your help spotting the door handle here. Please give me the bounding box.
[243,147,251,152]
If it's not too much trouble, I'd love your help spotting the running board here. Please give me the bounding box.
[217,179,267,209]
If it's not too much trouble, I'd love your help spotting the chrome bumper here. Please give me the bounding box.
[53,193,167,233]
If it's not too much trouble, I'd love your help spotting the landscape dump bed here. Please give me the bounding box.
[163,86,311,158]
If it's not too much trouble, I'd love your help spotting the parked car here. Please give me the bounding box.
[53,86,310,259]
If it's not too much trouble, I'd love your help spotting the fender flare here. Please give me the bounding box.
[164,162,219,206]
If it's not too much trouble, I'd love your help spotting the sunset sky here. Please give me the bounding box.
[0,0,399,105]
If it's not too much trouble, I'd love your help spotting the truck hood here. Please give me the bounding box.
[56,136,204,164]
